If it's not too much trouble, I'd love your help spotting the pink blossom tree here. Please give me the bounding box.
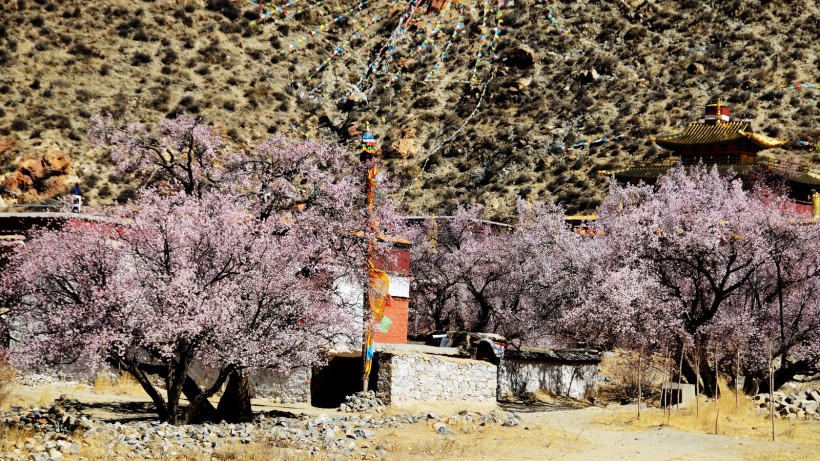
[84,113,405,419]
[411,200,588,344]
[564,165,820,394]
[89,113,230,196]
[0,190,352,424]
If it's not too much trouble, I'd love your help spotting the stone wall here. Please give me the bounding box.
[497,359,598,400]
[251,367,311,403]
[376,352,497,405]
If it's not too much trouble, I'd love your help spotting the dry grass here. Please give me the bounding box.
[597,349,668,403]
[91,371,146,396]
[0,0,817,217]
[0,426,37,452]
[376,417,586,460]
[0,361,15,408]
[595,381,820,444]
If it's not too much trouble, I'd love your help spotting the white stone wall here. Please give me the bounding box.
[376,352,497,405]
[251,367,311,403]
[497,359,598,400]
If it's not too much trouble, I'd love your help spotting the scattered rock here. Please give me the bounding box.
[433,422,454,435]
[687,62,705,75]
[753,387,820,420]
[337,391,385,413]
[578,68,600,84]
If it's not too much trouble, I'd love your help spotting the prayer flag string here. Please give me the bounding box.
[423,5,466,83]
[307,13,383,82]
[259,0,370,55]
[356,0,425,93]
[247,0,301,25]
[545,1,570,34]
[468,0,492,86]
[783,82,817,90]
[384,2,454,89]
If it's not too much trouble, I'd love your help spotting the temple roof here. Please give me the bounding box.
[651,121,787,149]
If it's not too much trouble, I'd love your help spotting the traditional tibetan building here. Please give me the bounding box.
[610,101,820,207]
[652,100,786,165]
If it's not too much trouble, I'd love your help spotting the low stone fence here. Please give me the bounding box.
[376,351,497,406]
[497,349,600,400]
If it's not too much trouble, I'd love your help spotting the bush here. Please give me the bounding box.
[598,349,666,404]
[131,52,152,66]
[10,118,28,131]
[161,50,177,65]
[206,0,240,20]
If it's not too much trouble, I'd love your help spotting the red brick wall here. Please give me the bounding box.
[374,297,409,344]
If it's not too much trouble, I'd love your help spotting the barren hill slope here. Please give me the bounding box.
[0,0,817,217]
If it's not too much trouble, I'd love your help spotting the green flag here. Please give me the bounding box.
[378,315,393,334]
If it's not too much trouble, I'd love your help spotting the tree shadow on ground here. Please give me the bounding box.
[498,394,598,413]
[69,400,159,423]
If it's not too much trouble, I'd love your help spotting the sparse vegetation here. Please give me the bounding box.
[0,0,815,213]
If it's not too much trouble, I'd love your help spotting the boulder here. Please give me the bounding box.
[687,63,705,75]
[501,46,537,70]
[578,68,600,84]
[42,148,70,175]
[0,136,15,155]
[390,139,415,158]
[18,155,46,182]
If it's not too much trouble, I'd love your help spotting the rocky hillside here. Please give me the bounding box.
[0,0,817,218]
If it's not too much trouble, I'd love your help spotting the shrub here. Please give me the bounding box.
[206,0,240,20]
[10,118,28,131]
[131,52,152,66]
[69,42,97,57]
[161,50,178,65]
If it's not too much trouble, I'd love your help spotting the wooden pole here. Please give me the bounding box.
[361,124,379,393]
[637,347,643,421]
[676,345,685,412]
[714,351,720,434]
[769,345,775,442]
[695,347,701,417]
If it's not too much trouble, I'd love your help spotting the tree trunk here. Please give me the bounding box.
[117,359,169,422]
[761,359,816,393]
[682,351,717,397]
[217,370,254,423]
[126,360,218,423]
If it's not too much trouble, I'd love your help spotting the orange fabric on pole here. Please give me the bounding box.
[368,265,390,321]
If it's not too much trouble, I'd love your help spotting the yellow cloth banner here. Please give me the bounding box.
[368,265,390,321]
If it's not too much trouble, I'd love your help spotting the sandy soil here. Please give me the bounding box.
[6,381,818,460]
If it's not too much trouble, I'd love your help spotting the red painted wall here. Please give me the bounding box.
[374,297,409,344]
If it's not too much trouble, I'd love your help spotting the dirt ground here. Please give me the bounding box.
[5,380,819,461]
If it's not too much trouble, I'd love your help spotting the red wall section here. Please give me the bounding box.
[372,248,411,275]
[374,297,409,344]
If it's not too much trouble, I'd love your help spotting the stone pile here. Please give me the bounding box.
[752,387,820,420]
[0,402,523,460]
[338,391,386,413]
[0,404,91,436]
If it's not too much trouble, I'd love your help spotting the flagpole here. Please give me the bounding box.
[361,123,378,392]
